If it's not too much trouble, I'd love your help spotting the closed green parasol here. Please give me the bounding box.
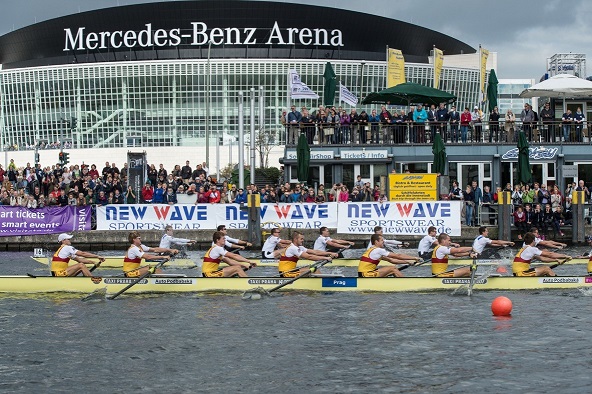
[296,133,310,182]
[486,69,499,112]
[432,132,447,175]
[517,131,532,185]
[323,62,337,107]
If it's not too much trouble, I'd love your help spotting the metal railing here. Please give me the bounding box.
[282,120,592,146]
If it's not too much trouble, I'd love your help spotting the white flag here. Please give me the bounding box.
[288,69,319,99]
[339,83,358,106]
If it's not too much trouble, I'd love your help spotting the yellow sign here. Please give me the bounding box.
[433,47,443,89]
[387,48,406,88]
[388,174,438,201]
[480,47,489,95]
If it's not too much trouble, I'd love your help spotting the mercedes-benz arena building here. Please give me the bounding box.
[0,0,487,187]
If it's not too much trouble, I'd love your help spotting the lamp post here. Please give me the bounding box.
[205,40,212,169]
[358,60,366,99]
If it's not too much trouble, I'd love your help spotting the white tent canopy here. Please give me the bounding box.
[520,74,592,111]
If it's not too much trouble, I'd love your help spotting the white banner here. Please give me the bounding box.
[336,201,462,236]
[97,204,218,230]
[339,83,358,106]
[216,203,338,229]
[97,202,460,236]
[288,69,319,99]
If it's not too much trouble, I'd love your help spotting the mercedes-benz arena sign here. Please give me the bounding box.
[65,22,344,51]
[0,0,474,69]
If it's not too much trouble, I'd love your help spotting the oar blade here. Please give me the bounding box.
[81,287,107,302]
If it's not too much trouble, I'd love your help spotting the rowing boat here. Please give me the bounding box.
[30,256,197,269]
[2,274,592,294]
[31,255,589,269]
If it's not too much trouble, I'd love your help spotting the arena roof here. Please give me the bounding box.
[0,1,475,69]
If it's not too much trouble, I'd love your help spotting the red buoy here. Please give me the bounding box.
[491,296,512,316]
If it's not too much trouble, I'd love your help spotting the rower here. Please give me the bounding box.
[202,231,255,277]
[261,228,291,259]
[123,231,177,277]
[159,225,196,250]
[216,225,252,253]
[279,231,337,278]
[418,226,457,261]
[472,226,514,258]
[51,233,106,277]
[576,235,592,275]
[432,233,477,277]
[512,232,571,277]
[366,226,410,249]
[526,227,567,250]
[358,234,421,277]
[313,227,354,257]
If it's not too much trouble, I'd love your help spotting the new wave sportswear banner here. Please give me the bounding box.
[97,202,457,235]
[97,203,338,230]
[336,201,462,236]
[216,203,338,229]
[0,206,92,237]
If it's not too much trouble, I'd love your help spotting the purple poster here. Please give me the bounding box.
[0,206,92,237]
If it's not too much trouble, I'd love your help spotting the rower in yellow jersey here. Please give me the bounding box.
[513,232,571,277]
[431,233,476,277]
[278,231,337,278]
[202,231,255,277]
[358,234,421,277]
[577,235,592,275]
[51,233,106,277]
[123,231,177,277]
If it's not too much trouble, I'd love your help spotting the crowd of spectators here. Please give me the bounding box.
[6,141,73,151]
[282,102,590,145]
[449,178,591,239]
[0,157,391,208]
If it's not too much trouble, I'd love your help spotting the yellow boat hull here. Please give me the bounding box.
[2,275,592,294]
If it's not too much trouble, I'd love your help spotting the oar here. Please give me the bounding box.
[242,259,331,299]
[431,264,471,277]
[467,256,478,296]
[398,259,431,271]
[107,258,169,300]
[266,260,332,294]
[271,248,346,277]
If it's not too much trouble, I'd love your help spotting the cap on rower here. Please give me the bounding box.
[58,233,73,242]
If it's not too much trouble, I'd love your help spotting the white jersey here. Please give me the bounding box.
[434,245,452,260]
[517,246,542,261]
[367,247,390,260]
[472,235,492,254]
[208,245,227,260]
[55,245,78,263]
[127,244,150,260]
[418,235,437,254]
[314,236,331,251]
[160,234,191,249]
[285,244,307,259]
[262,235,281,254]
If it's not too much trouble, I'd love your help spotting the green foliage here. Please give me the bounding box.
[255,167,281,182]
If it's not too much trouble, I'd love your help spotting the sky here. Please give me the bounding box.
[0,0,588,80]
